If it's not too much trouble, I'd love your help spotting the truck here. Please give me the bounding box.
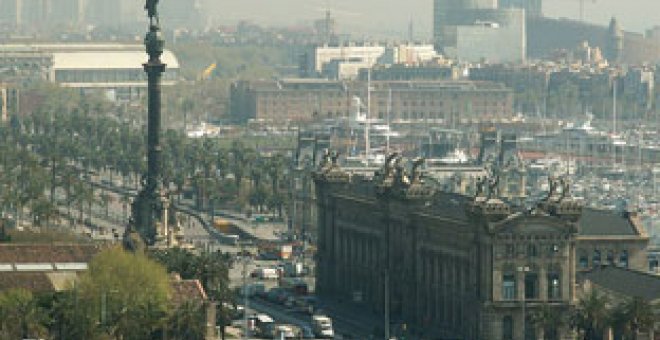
[312,315,334,338]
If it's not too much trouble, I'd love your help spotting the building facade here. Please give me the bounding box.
[0,44,180,101]
[499,0,542,17]
[230,79,514,124]
[300,44,438,79]
[313,155,649,339]
[433,0,526,63]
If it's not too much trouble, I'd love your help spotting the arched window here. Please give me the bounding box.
[593,249,601,266]
[619,250,628,268]
[578,250,589,269]
[502,315,513,340]
[606,250,614,265]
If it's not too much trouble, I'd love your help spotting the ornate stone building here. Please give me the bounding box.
[314,154,649,340]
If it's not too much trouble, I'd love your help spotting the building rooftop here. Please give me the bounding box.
[245,78,509,92]
[52,50,179,70]
[579,265,660,302]
[578,209,639,236]
[170,274,208,307]
[0,244,102,263]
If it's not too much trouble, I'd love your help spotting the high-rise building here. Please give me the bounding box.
[161,0,204,30]
[499,0,542,17]
[606,17,624,65]
[0,0,87,30]
[84,0,143,31]
[433,0,526,63]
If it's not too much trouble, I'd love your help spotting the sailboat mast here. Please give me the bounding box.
[386,88,392,154]
[613,80,617,136]
[366,68,371,167]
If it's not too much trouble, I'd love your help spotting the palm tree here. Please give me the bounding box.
[610,296,655,340]
[572,288,610,340]
[30,198,60,228]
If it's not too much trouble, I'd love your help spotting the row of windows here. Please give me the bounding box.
[55,69,178,83]
[579,249,628,268]
[503,243,562,258]
[502,271,562,300]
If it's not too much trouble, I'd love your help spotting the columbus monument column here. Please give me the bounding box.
[124,0,170,249]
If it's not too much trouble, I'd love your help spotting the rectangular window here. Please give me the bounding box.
[579,253,588,269]
[547,273,561,300]
[502,274,516,300]
[524,273,538,299]
[502,316,513,340]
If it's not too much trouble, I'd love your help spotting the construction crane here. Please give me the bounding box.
[200,62,217,81]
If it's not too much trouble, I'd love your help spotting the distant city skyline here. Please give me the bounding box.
[202,0,659,39]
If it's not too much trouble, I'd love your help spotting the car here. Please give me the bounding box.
[272,324,296,339]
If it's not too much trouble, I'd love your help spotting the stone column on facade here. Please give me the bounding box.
[345,232,351,296]
[346,231,351,296]
[336,231,344,295]
[517,268,526,340]
[316,193,324,294]
[429,253,444,324]
[358,234,364,298]
[539,265,547,302]
[365,238,371,304]
[453,259,460,329]
[567,239,576,302]
[421,254,428,330]
[459,259,466,334]
[442,256,449,325]
[326,198,335,295]
[414,246,423,332]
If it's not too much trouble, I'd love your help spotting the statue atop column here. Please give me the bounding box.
[146,0,159,25]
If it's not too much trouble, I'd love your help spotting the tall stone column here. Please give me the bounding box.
[539,266,547,302]
[517,269,526,340]
[124,1,171,249]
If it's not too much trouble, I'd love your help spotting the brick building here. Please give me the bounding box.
[230,79,513,124]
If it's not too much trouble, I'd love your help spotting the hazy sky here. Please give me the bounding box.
[202,0,659,39]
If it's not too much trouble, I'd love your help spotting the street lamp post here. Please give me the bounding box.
[240,241,251,340]
[518,265,530,340]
